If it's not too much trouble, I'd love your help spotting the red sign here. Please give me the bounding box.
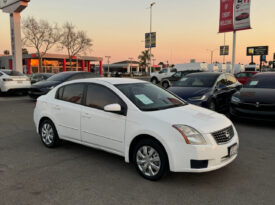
[219,0,234,33]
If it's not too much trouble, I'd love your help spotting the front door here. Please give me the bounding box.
[81,83,126,154]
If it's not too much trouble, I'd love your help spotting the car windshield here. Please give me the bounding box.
[173,75,218,87]
[244,76,275,89]
[47,72,75,82]
[116,83,186,111]
[1,70,24,76]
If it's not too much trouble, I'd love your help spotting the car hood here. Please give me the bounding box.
[147,104,232,134]
[168,87,211,100]
[31,80,60,89]
[235,88,275,104]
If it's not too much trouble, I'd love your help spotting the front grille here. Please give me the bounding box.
[238,102,275,112]
[212,126,234,145]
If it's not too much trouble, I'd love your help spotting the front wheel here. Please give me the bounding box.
[133,139,169,181]
[208,100,216,111]
[151,78,158,85]
[39,119,60,148]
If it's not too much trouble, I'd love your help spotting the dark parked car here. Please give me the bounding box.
[161,70,202,89]
[230,72,275,121]
[29,73,54,84]
[29,71,98,99]
[168,72,242,112]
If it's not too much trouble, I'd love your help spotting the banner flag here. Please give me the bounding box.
[219,0,234,33]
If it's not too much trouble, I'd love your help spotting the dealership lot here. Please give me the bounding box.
[0,96,275,205]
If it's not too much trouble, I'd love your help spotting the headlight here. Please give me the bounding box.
[231,96,241,104]
[172,125,207,145]
[188,95,206,101]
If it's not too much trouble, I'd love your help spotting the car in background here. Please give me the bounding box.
[161,70,202,89]
[235,71,257,85]
[230,72,275,121]
[150,68,177,84]
[34,78,239,181]
[235,13,249,21]
[168,72,242,112]
[28,71,98,99]
[0,69,31,94]
[29,73,54,84]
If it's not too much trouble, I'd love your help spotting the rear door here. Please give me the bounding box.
[81,83,127,154]
[53,83,85,141]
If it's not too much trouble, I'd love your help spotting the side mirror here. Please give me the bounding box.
[104,104,121,112]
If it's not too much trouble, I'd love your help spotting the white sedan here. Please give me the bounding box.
[0,69,31,93]
[34,78,239,180]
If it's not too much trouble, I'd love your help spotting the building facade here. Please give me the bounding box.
[0,53,103,74]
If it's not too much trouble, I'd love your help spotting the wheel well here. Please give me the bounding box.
[129,134,169,164]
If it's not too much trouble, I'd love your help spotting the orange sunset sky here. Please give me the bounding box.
[0,0,274,65]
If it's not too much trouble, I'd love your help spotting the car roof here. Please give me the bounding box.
[69,77,146,85]
[186,72,222,77]
[254,72,275,77]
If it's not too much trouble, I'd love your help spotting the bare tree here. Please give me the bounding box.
[59,23,93,68]
[22,17,61,72]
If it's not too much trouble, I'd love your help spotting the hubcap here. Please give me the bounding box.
[209,102,215,111]
[41,123,54,145]
[136,146,161,177]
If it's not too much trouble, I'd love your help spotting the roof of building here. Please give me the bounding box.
[113,60,139,65]
[0,53,103,61]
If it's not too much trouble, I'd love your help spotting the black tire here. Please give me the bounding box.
[162,81,170,89]
[133,139,169,181]
[151,77,158,85]
[208,100,216,111]
[39,119,61,148]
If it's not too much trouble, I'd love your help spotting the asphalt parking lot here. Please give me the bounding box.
[0,95,275,205]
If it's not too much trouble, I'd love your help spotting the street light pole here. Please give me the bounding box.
[105,56,111,76]
[207,49,217,64]
[149,2,156,75]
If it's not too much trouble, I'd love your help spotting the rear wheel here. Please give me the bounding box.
[162,81,170,89]
[39,119,60,148]
[133,139,169,181]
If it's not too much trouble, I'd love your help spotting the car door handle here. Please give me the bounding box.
[82,113,91,119]
[54,105,61,110]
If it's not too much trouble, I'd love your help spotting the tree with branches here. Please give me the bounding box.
[59,23,93,69]
[22,17,61,72]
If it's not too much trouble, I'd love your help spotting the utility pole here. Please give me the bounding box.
[149,2,156,75]
[232,31,237,74]
[207,49,217,64]
[105,56,111,77]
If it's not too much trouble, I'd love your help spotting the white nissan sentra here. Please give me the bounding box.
[34,78,239,180]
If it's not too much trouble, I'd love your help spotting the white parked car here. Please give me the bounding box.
[0,69,31,93]
[34,78,239,180]
[150,68,176,84]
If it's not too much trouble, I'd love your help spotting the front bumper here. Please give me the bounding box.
[169,131,239,173]
[28,88,49,99]
[230,104,275,121]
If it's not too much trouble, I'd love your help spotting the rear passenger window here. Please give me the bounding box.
[61,84,85,104]
[85,84,123,110]
[56,87,64,100]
